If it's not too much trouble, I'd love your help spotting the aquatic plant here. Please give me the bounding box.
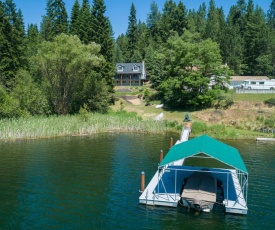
[0,112,172,141]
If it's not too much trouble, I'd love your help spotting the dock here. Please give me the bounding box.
[256,137,275,141]
[139,123,248,215]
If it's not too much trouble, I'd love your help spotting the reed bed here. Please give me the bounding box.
[0,113,173,141]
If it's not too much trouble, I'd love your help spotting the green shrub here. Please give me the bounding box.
[264,98,275,106]
[79,104,90,122]
[192,121,208,135]
[264,118,275,128]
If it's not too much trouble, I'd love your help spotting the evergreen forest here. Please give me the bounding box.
[1,0,275,118]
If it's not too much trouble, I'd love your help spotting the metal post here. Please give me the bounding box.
[175,170,177,200]
[227,172,229,206]
[246,174,248,203]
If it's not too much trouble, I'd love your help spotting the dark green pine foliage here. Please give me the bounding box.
[40,1,52,41]
[26,24,41,58]
[0,1,13,87]
[223,3,246,75]
[136,21,148,60]
[233,0,247,35]
[243,0,256,75]
[69,0,80,35]
[126,3,138,62]
[195,3,207,35]
[114,34,128,63]
[51,0,68,34]
[90,0,115,90]
[146,0,161,46]
[186,9,197,33]
[41,0,68,41]
[172,1,187,36]
[243,1,269,75]
[204,0,220,41]
[266,0,275,76]
[77,0,91,44]
[90,0,114,63]
[114,43,124,63]
[216,7,227,61]
[187,3,207,35]
[159,0,177,42]
[0,0,26,89]
[253,6,272,76]
[268,0,275,29]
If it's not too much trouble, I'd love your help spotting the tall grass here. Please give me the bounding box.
[191,121,238,139]
[0,112,175,141]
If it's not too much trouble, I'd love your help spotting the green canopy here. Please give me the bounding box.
[159,135,248,173]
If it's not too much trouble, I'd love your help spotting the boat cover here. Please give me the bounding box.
[181,171,217,205]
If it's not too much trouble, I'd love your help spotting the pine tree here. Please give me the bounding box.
[172,1,187,36]
[0,0,26,88]
[90,0,115,92]
[136,21,148,59]
[243,2,269,75]
[224,6,245,75]
[146,0,161,45]
[204,0,220,41]
[115,34,128,63]
[233,0,247,35]
[267,0,275,29]
[195,3,207,35]
[90,0,114,62]
[0,1,13,87]
[69,0,80,35]
[187,9,197,33]
[159,0,177,41]
[126,3,138,61]
[77,0,91,44]
[187,4,207,35]
[41,0,68,41]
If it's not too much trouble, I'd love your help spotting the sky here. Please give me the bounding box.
[13,0,271,38]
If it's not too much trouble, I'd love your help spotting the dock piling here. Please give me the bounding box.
[140,172,145,192]
[170,137,173,148]
[160,150,164,163]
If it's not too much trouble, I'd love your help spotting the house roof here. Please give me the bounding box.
[159,135,248,173]
[116,63,143,74]
[230,76,269,81]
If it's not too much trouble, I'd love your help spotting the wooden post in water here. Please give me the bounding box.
[170,137,173,148]
[140,172,145,192]
[160,150,164,163]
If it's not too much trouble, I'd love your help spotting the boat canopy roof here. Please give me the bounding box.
[159,135,248,174]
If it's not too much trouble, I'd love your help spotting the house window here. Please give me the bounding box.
[117,65,123,71]
[133,65,139,71]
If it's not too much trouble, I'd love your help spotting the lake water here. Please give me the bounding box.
[0,133,274,229]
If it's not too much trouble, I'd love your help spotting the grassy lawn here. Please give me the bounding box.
[232,93,275,102]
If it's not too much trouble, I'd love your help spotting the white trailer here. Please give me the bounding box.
[242,79,275,90]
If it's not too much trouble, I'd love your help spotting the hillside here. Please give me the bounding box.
[112,87,275,139]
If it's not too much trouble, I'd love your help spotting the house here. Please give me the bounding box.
[114,62,146,86]
[230,76,269,88]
